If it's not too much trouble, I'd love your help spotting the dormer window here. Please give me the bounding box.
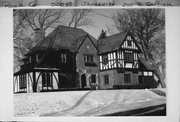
[60,53,67,63]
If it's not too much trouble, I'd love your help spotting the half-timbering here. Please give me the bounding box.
[14,25,98,93]
[98,31,159,89]
[14,26,159,93]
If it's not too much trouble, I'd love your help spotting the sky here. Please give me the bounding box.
[77,9,119,38]
[45,9,120,39]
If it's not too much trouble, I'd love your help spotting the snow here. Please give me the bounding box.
[14,89,166,116]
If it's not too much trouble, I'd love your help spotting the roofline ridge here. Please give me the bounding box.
[98,30,128,41]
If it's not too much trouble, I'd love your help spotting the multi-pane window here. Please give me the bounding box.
[124,51,134,63]
[60,53,67,63]
[42,72,52,87]
[127,40,132,46]
[104,75,109,85]
[124,74,131,83]
[91,74,96,83]
[102,55,108,65]
[100,52,117,70]
[84,55,93,62]
[143,71,153,76]
[19,75,26,89]
[127,36,132,46]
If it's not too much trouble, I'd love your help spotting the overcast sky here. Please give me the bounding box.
[77,9,119,38]
[44,9,120,39]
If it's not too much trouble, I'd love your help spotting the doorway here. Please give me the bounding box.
[81,74,86,88]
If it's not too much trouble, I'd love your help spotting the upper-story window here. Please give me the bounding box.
[124,51,134,63]
[84,55,93,62]
[60,53,67,63]
[102,55,108,65]
[127,40,132,46]
[100,52,117,70]
[127,36,132,46]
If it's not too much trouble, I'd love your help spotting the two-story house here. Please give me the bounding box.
[97,31,158,89]
[13,26,159,93]
[13,25,99,93]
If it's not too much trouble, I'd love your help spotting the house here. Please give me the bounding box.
[97,31,158,89]
[13,26,159,93]
[13,25,99,93]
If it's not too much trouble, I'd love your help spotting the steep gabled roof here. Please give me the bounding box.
[27,25,97,55]
[97,31,128,54]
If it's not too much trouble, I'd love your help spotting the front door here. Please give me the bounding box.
[81,74,86,88]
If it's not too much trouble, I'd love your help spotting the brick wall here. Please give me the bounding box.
[76,36,99,88]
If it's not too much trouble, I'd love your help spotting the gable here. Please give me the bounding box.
[27,25,90,55]
[121,34,139,50]
[76,35,98,54]
[98,31,128,54]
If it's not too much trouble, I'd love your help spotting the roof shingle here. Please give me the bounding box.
[98,31,128,54]
[27,25,97,54]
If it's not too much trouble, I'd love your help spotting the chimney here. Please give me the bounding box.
[32,28,45,47]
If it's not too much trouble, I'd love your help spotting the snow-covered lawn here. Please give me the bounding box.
[14,89,166,117]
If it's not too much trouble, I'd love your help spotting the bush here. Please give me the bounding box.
[113,84,156,89]
[40,88,92,92]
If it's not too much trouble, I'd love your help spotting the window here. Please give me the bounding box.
[19,75,26,89]
[102,55,108,65]
[84,55,93,62]
[143,71,153,76]
[100,53,117,70]
[124,51,134,63]
[42,72,52,87]
[60,53,67,63]
[127,40,132,46]
[91,74,96,83]
[124,74,131,83]
[104,75,109,85]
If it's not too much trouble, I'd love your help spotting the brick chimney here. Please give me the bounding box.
[32,28,45,47]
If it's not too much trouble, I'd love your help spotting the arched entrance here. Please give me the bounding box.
[81,74,86,88]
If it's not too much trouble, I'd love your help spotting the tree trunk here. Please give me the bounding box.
[155,67,166,88]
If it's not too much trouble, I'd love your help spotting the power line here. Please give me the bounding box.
[86,9,113,19]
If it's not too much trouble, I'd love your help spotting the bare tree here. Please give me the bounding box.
[13,9,65,72]
[98,29,107,40]
[113,9,166,87]
[23,9,65,31]
[68,9,92,28]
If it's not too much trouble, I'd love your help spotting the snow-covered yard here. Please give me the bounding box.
[14,89,166,117]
